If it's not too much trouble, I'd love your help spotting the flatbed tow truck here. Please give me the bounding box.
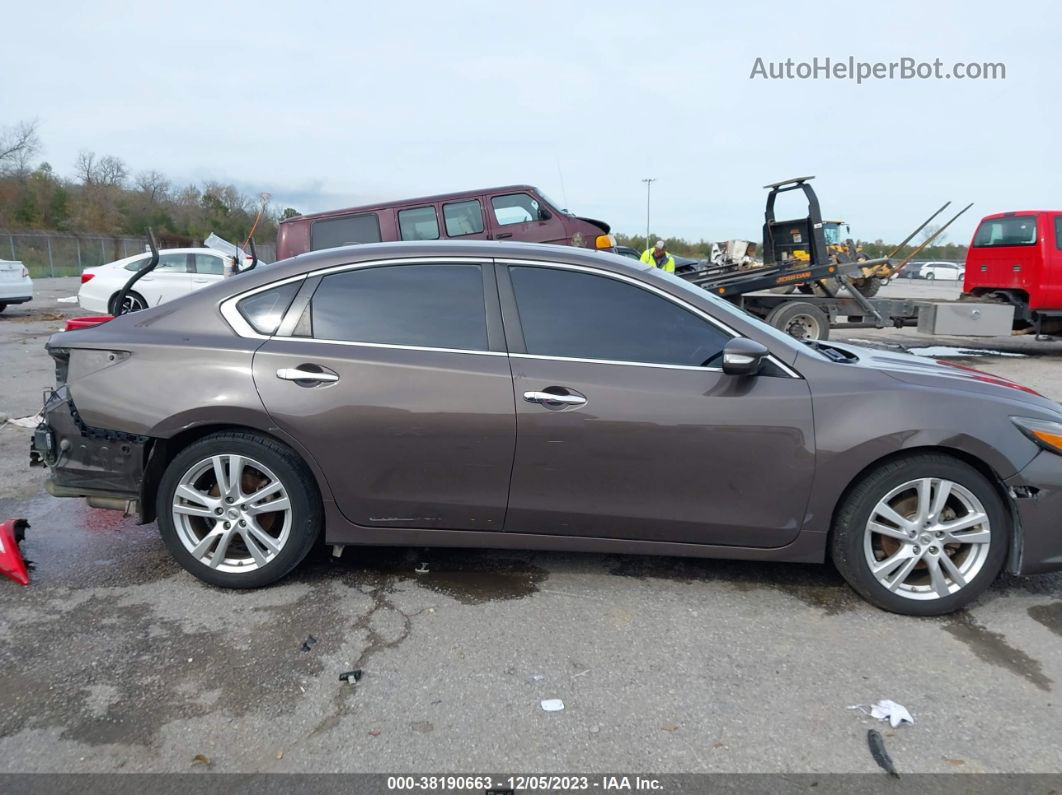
[679,177,977,340]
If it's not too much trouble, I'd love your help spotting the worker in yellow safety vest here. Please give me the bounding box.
[640,240,676,273]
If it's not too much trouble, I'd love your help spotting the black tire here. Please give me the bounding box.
[924,272,935,280]
[849,277,882,298]
[157,431,322,588]
[830,453,1008,616]
[766,301,830,341]
[0,303,7,313]
[108,291,147,315]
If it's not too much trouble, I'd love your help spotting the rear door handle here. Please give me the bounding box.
[523,390,586,406]
[277,367,340,383]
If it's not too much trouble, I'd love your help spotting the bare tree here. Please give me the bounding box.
[97,155,127,187]
[0,119,41,175]
[135,169,170,202]
[919,224,947,245]
[75,150,97,184]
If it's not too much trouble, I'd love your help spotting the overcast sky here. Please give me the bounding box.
[4,0,1058,244]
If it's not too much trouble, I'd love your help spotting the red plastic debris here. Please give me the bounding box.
[0,519,31,586]
[65,316,113,332]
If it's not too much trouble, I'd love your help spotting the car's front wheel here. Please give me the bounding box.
[831,454,1008,615]
[158,431,322,588]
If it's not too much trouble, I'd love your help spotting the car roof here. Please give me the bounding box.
[102,248,227,266]
[280,185,543,224]
[230,240,651,288]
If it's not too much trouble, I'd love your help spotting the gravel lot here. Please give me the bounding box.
[1,278,1061,775]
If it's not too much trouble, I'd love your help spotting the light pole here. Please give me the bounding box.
[641,178,656,252]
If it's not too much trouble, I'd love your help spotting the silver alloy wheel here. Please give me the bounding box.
[863,477,992,601]
[114,293,146,313]
[171,454,293,574]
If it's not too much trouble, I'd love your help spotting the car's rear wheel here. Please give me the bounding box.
[831,454,1007,615]
[158,431,322,588]
[109,290,147,314]
[0,303,7,313]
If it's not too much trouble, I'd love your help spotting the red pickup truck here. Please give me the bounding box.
[276,185,615,260]
[963,211,1062,337]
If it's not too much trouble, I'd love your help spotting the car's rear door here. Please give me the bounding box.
[497,260,815,548]
[251,258,515,531]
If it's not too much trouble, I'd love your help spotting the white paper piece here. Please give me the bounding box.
[849,700,914,728]
[540,699,564,712]
[56,296,78,303]
[7,415,42,429]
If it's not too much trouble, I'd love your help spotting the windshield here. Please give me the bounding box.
[537,190,574,216]
[823,223,846,245]
[647,268,828,360]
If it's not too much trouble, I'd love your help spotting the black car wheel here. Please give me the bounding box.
[158,431,322,588]
[831,453,1008,615]
[109,291,148,314]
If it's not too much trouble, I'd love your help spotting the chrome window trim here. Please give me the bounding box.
[498,258,802,379]
[218,254,802,377]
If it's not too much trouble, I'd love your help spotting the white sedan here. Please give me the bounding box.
[78,248,238,314]
[918,261,966,281]
[0,259,33,313]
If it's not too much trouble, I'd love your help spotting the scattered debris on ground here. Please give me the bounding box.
[849,699,915,728]
[0,518,31,586]
[540,699,564,712]
[300,634,317,652]
[339,669,362,683]
[867,729,899,777]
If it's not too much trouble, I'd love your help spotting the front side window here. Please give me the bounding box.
[194,254,224,275]
[311,213,382,250]
[491,193,544,226]
[443,200,485,237]
[973,216,1038,247]
[509,266,730,367]
[236,281,301,335]
[311,264,487,351]
[398,206,440,241]
[1055,217,1062,251]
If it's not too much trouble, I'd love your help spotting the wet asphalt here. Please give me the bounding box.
[1,279,1061,774]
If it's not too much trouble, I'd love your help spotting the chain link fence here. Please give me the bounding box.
[1,231,277,278]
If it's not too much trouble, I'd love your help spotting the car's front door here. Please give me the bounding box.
[498,262,815,548]
[191,253,226,292]
[251,259,515,531]
[136,252,194,307]
[487,191,569,244]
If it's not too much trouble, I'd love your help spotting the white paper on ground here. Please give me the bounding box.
[540,699,564,712]
[848,699,914,728]
[56,296,78,303]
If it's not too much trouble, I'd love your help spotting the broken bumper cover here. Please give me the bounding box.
[30,386,148,503]
[1006,450,1062,575]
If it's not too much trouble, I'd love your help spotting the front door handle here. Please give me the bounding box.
[523,390,586,407]
[276,367,340,383]
[494,232,513,239]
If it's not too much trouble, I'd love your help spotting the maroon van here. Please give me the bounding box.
[276,185,615,260]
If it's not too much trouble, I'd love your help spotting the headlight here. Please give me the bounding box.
[1012,417,1062,455]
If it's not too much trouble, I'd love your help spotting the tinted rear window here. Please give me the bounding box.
[1055,217,1062,251]
[237,281,301,335]
[973,216,1038,247]
[311,213,382,250]
[311,264,487,351]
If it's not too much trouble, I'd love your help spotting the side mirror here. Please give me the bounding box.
[722,338,769,376]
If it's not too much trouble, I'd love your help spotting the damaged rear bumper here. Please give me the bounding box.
[30,385,148,513]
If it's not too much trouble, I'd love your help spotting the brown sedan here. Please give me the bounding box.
[31,241,1062,615]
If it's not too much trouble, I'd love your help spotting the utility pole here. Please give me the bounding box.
[641,178,656,252]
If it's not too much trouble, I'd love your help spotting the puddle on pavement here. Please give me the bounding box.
[608,555,859,614]
[943,612,1051,691]
[1027,602,1062,637]
[308,546,546,605]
